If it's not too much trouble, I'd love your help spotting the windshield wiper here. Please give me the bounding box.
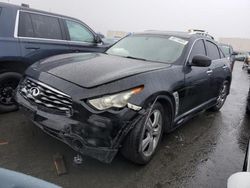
[125,56,147,61]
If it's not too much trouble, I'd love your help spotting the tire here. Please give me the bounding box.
[247,96,250,115]
[247,105,250,115]
[209,80,229,112]
[0,72,22,113]
[121,102,166,165]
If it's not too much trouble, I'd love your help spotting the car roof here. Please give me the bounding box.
[0,2,83,23]
[133,30,212,40]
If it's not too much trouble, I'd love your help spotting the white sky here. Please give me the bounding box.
[4,0,250,39]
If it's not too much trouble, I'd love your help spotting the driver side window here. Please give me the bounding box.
[189,39,206,62]
[66,20,95,43]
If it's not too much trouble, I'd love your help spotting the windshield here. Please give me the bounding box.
[106,35,188,63]
[220,46,230,57]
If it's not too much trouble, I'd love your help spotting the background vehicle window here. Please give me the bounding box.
[66,20,94,43]
[18,12,34,37]
[189,39,206,62]
[206,41,220,60]
[219,49,225,58]
[220,45,230,57]
[30,13,63,40]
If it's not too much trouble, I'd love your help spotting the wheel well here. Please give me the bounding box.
[0,60,30,74]
[225,76,231,94]
[157,97,175,132]
[144,93,175,132]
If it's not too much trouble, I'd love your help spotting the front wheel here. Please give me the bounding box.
[209,81,229,112]
[0,72,22,113]
[121,102,165,165]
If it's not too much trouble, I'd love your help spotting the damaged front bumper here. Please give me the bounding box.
[16,89,144,163]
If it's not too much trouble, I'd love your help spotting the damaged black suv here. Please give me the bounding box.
[16,31,232,164]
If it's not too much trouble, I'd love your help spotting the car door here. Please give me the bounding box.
[17,11,71,64]
[181,39,212,114]
[64,19,107,53]
[205,40,229,98]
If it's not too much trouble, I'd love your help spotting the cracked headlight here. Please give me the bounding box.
[88,86,144,110]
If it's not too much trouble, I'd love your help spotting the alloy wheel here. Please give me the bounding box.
[216,83,228,108]
[141,109,163,157]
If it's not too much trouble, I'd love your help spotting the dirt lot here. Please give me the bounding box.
[0,62,249,188]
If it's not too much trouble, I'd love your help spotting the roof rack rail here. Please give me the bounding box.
[21,3,30,8]
[188,29,214,40]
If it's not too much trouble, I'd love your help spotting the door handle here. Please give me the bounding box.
[206,70,213,74]
[25,46,40,50]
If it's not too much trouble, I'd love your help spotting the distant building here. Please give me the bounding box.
[106,30,130,39]
[219,38,250,52]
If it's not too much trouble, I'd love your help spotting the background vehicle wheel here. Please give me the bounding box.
[121,102,165,165]
[0,72,22,113]
[247,105,250,115]
[209,80,229,112]
[247,93,250,115]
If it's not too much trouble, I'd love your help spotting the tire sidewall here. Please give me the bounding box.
[214,80,229,110]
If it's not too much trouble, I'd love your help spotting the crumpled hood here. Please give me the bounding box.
[31,53,170,88]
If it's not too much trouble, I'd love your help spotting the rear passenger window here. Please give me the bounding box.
[18,12,34,37]
[30,13,63,40]
[66,20,94,43]
[206,41,220,60]
[189,39,206,62]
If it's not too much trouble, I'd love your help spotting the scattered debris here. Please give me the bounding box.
[53,153,67,176]
[0,139,8,146]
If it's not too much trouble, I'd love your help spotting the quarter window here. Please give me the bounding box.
[66,20,94,43]
[18,12,34,37]
[206,41,220,60]
[189,39,206,62]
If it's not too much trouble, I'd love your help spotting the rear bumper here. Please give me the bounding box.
[16,91,143,163]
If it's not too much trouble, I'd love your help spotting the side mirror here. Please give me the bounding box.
[190,55,212,67]
[231,52,238,56]
[94,35,103,44]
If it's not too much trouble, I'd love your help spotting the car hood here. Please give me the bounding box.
[32,53,170,88]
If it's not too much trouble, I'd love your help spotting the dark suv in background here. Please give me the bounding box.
[0,2,109,112]
[219,43,237,70]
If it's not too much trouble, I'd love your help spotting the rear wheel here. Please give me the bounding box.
[247,90,250,115]
[209,81,229,112]
[121,102,165,165]
[0,72,22,113]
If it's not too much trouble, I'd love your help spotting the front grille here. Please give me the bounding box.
[19,77,73,116]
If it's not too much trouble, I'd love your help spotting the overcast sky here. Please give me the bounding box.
[4,0,250,39]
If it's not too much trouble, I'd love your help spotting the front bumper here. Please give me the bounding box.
[16,90,143,163]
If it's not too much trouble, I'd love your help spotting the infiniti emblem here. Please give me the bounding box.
[30,87,40,97]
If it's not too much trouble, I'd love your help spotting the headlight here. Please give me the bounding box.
[88,86,144,110]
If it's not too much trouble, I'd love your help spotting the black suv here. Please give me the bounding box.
[0,2,108,112]
[16,31,232,164]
